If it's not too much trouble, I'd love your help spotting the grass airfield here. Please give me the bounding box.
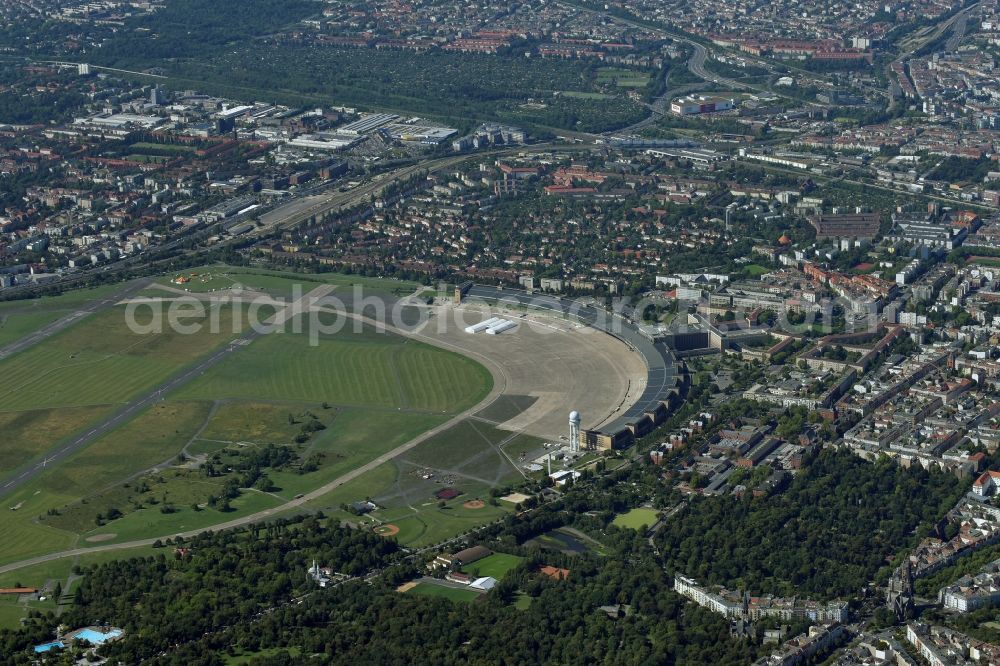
[0,269,494,595]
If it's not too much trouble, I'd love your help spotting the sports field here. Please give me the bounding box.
[612,507,660,530]
[462,552,525,579]
[407,582,481,603]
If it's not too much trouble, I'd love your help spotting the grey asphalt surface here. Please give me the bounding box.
[465,286,678,429]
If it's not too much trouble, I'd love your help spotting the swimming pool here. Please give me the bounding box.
[34,641,64,653]
[74,627,123,644]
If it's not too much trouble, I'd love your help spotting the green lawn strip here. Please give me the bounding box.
[611,507,660,530]
[407,582,481,603]
[462,552,525,580]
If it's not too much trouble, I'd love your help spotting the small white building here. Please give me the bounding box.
[469,576,497,591]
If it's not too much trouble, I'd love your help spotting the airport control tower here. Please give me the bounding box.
[569,411,581,453]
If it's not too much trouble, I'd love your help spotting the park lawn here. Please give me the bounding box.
[196,400,324,445]
[0,405,113,476]
[224,265,419,294]
[36,401,214,504]
[402,419,511,468]
[463,552,524,579]
[174,323,492,413]
[157,271,313,297]
[159,265,419,298]
[743,264,770,277]
[374,499,509,548]
[513,592,533,610]
[298,461,398,515]
[266,409,448,500]
[0,517,76,568]
[0,283,124,314]
[398,419,525,487]
[0,304,244,411]
[407,582,481,603]
[0,596,58,630]
[375,514,428,544]
[76,488,283,545]
[595,67,650,87]
[0,402,213,563]
[612,507,660,530]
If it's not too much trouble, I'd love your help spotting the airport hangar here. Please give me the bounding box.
[461,284,683,450]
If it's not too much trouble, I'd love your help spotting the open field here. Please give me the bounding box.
[0,283,126,313]
[155,265,420,298]
[175,323,492,413]
[0,278,497,565]
[0,402,214,564]
[612,507,660,530]
[195,401,318,445]
[407,582,481,603]
[463,552,525,579]
[596,67,651,88]
[0,310,70,348]
[0,406,112,476]
[0,304,242,412]
[0,264,652,573]
[264,409,448,501]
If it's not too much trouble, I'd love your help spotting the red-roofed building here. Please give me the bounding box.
[973,470,1000,497]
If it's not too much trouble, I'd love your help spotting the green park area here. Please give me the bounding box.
[611,507,661,531]
[596,67,651,88]
[151,264,420,298]
[463,552,525,579]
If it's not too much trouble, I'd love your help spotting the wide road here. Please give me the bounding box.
[0,278,151,362]
[0,285,333,501]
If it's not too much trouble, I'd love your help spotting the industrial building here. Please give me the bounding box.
[808,212,881,240]
[337,113,399,136]
[670,95,735,116]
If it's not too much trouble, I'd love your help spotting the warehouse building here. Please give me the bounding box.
[670,95,735,116]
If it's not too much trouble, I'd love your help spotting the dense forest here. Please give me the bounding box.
[0,516,399,662]
[655,450,967,598]
[137,556,761,666]
[1,444,973,664]
[2,515,762,665]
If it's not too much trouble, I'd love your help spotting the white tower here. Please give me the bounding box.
[569,411,581,453]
